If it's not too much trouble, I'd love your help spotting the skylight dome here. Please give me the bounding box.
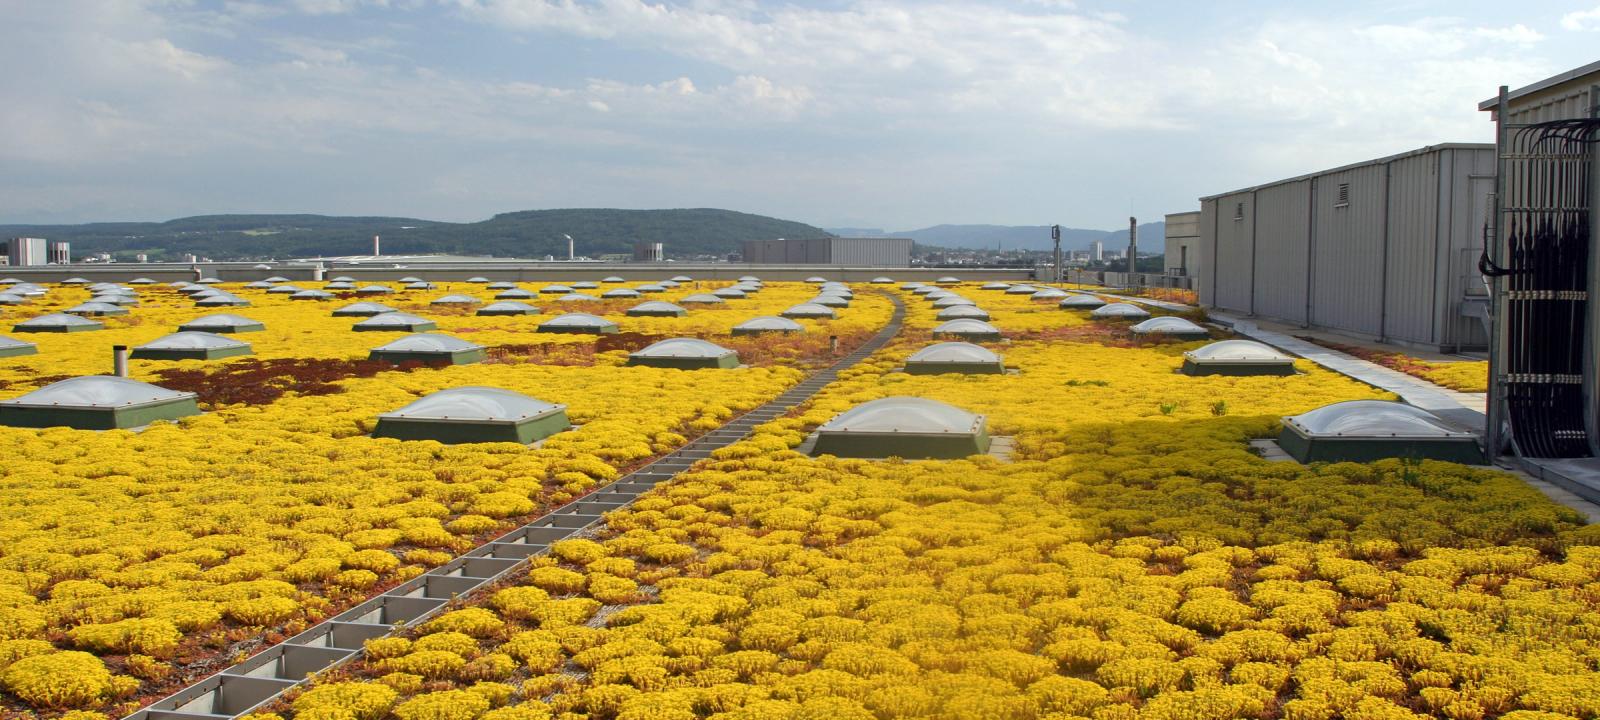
[1180,340,1296,376]
[89,294,138,306]
[912,286,940,295]
[603,276,627,283]
[290,289,334,300]
[626,301,687,317]
[871,276,894,283]
[468,277,491,284]
[1005,284,1039,295]
[933,319,1001,341]
[332,302,397,317]
[981,282,1011,290]
[65,302,128,317]
[128,278,157,285]
[539,284,573,294]
[130,332,253,361]
[1278,400,1485,464]
[266,285,301,294]
[602,288,641,299]
[812,396,989,459]
[0,376,200,429]
[932,296,976,308]
[488,281,518,289]
[353,312,438,332]
[1060,295,1107,309]
[805,276,827,283]
[0,294,24,306]
[398,276,424,283]
[178,314,265,333]
[477,301,540,316]
[1031,288,1068,300]
[671,275,693,282]
[738,275,760,282]
[60,278,91,284]
[356,285,395,294]
[637,284,666,293]
[732,316,805,335]
[245,281,275,289]
[571,281,599,289]
[14,313,102,333]
[324,281,356,290]
[900,282,925,290]
[904,342,1004,375]
[195,295,250,306]
[781,303,836,319]
[264,276,291,282]
[404,281,435,290]
[369,333,486,365]
[556,293,600,302]
[431,294,480,305]
[658,280,680,288]
[679,293,724,304]
[712,287,747,299]
[538,313,620,334]
[1130,316,1209,338]
[496,288,536,299]
[811,295,849,307]
[936,305,990,321]
[935,276,960,284]
[373,387,569,445]
[0,335,38,358]
[1091,303,1150,319]
[628,338,740,369]
[330,276,356,282]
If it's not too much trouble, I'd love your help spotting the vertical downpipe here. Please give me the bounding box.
[1305,178,1316,327]
[1249,192,1258,316]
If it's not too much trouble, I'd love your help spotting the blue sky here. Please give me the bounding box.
[1,1,1596,231]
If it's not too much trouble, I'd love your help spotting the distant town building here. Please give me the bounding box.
[1197,143,1493,352]
[48,241,70,265]
[1090,240,1104,262]
[1164,212,1200,278]
[136,253,149,263]
[633,242,664,262]
[6,238,48,266]
[740,237,911,266]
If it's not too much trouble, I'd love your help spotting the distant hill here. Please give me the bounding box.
[831,222,1167,251]
[0,209,832,261]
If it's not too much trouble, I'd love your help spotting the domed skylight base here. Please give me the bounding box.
[0,376,200,430]
[1181,340,1296,376]
[626,338,740,370]
[178,315,265,333]
[903,342,1005,375]
[0,335,39,358]
[130,332,253,361]
[1277,400,1485,465]
[811,396,990,459]
[368,334,486,365]
[373,387,570,445]
[731,316,804,335]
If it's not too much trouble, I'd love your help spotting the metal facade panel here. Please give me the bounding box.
[1435,147,1496,349]
[1251,181,1310,324]
[1197,201,1218,304]
[1310,164,1386,336]
[830,238,912,266]
[1380,152,1442,345]
[1208,192,1255,312]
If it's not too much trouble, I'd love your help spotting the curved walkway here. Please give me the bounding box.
[124,291,908,720]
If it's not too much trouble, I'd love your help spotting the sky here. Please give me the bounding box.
[1,1,1597,232]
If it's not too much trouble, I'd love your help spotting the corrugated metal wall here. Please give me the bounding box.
[1380,151,1441,345]
[1252,181,1310,324]
[1198,145,1496,350]
[1197,202,1218,303]
[830,238,912,266]
[1206,191,1255,312]
[1310,163,1387,336]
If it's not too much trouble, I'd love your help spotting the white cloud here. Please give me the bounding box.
[1561,6,1600,30]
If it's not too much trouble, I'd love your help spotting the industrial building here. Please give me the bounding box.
[740,237,911,266]
[1164,212,1200,278]
[1197,143,1495,353]
[1478,61,1600,476]
[6,238,46,266]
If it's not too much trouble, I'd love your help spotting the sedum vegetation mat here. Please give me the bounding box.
[268,288,1595,720]
[1,283,1593,718]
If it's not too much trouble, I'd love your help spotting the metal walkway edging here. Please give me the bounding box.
[121,290,906,720]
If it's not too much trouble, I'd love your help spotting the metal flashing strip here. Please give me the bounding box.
[121,290,905,720]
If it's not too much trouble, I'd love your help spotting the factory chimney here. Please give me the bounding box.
[564,234,574,261]
[373,235,381,257]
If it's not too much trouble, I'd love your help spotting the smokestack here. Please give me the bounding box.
[1127,217,1138,278]
[564,234,574,261]
[373,235,381,257]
